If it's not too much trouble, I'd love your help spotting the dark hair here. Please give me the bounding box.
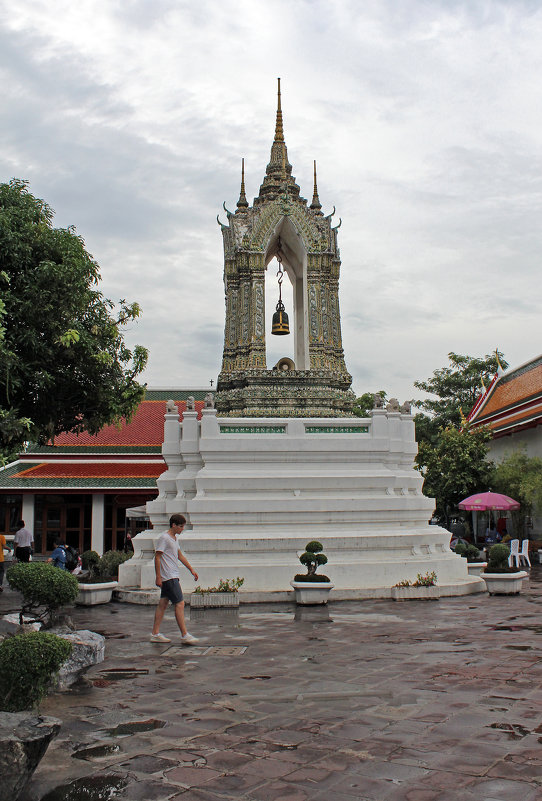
[169,514,186,527]
[17,520,25,528]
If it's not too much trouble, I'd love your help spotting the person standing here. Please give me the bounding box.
[150,513,199,645]
[0,531,7,591]
[14,520,33,563]
[47,540,67,569]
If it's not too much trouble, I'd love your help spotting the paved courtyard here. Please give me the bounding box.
[3,569,542,801]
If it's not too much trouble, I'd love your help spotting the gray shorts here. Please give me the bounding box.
[160,578,183,605]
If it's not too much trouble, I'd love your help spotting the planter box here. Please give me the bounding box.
[290,581,334,605]
[467,561,487,578]
[482,571,528,595]
[76,581,118,605]
[190,591,239,608]
[391,585,440,601]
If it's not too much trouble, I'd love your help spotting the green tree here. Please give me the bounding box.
[416,424,493,528]
[492,448,542,538]
[0,179,148,458]
[413,351,508,445]
[352,390,387,418]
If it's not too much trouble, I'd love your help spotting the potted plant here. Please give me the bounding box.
[290,541,334,605]
[76,550,131,605]
[482,543,528,595]
[454,542,487,578]
[190,577,244,608]
[391,571,440,601]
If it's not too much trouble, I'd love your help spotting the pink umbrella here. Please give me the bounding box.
[458,491,520,511]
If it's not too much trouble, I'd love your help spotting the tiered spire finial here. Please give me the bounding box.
[274,77,284,143]
[310,160,322,213]
[236,158,248,209]
[255,78,301,204]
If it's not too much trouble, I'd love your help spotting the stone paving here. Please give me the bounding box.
[3,569,542,801]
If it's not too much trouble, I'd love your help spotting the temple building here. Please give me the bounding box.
[0,389,213,554]
[467,353,542,461]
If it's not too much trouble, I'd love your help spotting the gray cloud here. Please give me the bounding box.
[2,1,542,402]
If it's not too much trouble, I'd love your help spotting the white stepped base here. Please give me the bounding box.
[117,409,475,599]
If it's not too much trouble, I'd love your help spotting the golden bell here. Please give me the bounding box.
[271,302,290,336]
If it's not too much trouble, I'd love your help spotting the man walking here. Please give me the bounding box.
[14,520,33,562]
[151,513,199,645]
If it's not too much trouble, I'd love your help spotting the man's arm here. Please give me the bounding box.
[178,549,198,581]
[154,550,163,587]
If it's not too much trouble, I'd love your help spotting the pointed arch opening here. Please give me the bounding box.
[264,216,309,371]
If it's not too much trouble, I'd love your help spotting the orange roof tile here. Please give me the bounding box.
[469,356,542,435]
[52,399,205,448]
[17,462,165,479]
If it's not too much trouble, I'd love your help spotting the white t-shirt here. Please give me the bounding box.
[155,532,180,581]
[14,527,33,547]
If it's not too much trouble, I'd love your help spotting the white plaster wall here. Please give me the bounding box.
[121,406,480,597]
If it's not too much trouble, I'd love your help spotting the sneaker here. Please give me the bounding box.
[180,632,199,645]
[150,633,171,643]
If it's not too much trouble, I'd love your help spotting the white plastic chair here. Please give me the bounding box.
[518,539,531,568]
[508,539,520,568]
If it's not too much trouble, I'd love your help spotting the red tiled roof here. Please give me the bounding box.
[17,462,164,479]
[469,356,542,436]
[52,399,205,448]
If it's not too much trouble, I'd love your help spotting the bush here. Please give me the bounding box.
[295,541,330,583]
[454,542,467,556]
[7,562,79,628]
[486,543,514,573]
[194,577,244,594]
[465,544,481,562]
[98,550,132,579]
[0,631,72,712]
[81,549,101,572]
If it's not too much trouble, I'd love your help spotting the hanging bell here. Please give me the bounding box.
[271,299,290,336]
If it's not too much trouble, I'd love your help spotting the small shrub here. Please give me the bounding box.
[98,550,132,579]
[81,549,101,573]
[465,544,481,562]
[454,542,467,556]
[194,577,244,594]
[394,571,437,588]
[486,543,514,573]
[7,562,79,628]
[294,541,330,583]
[0,631,72,712]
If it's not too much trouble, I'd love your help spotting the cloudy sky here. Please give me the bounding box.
[2,0,541,404]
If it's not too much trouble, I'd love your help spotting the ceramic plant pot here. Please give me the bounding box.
[482,571,528,595]
[290,581,334,605]
[190,591,240,608]
[76,581,118,605]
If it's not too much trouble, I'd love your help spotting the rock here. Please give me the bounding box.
[55,629,105,689]
[0,614,41,634]
[0,712,61,801]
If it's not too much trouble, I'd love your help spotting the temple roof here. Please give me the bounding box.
[0,388,214,492]
[467,355,542,437]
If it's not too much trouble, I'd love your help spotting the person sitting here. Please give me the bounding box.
[485,522,501,544]
[48,540,67,569]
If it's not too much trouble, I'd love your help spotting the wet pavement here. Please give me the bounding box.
[3,568,542,801]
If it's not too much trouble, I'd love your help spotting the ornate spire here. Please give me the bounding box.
[274,77,284,143]
[236,158,248,210]
[255,78,302,205]
[310,160,322,213]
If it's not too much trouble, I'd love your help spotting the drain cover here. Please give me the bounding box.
[165,645,247,656]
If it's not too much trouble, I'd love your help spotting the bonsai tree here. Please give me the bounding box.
[0,631,72,712]
[486,543,516,574]
[454,543,482,562]
[7,562,79,628]
[294,541,331,583]
[78,549,132,583]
